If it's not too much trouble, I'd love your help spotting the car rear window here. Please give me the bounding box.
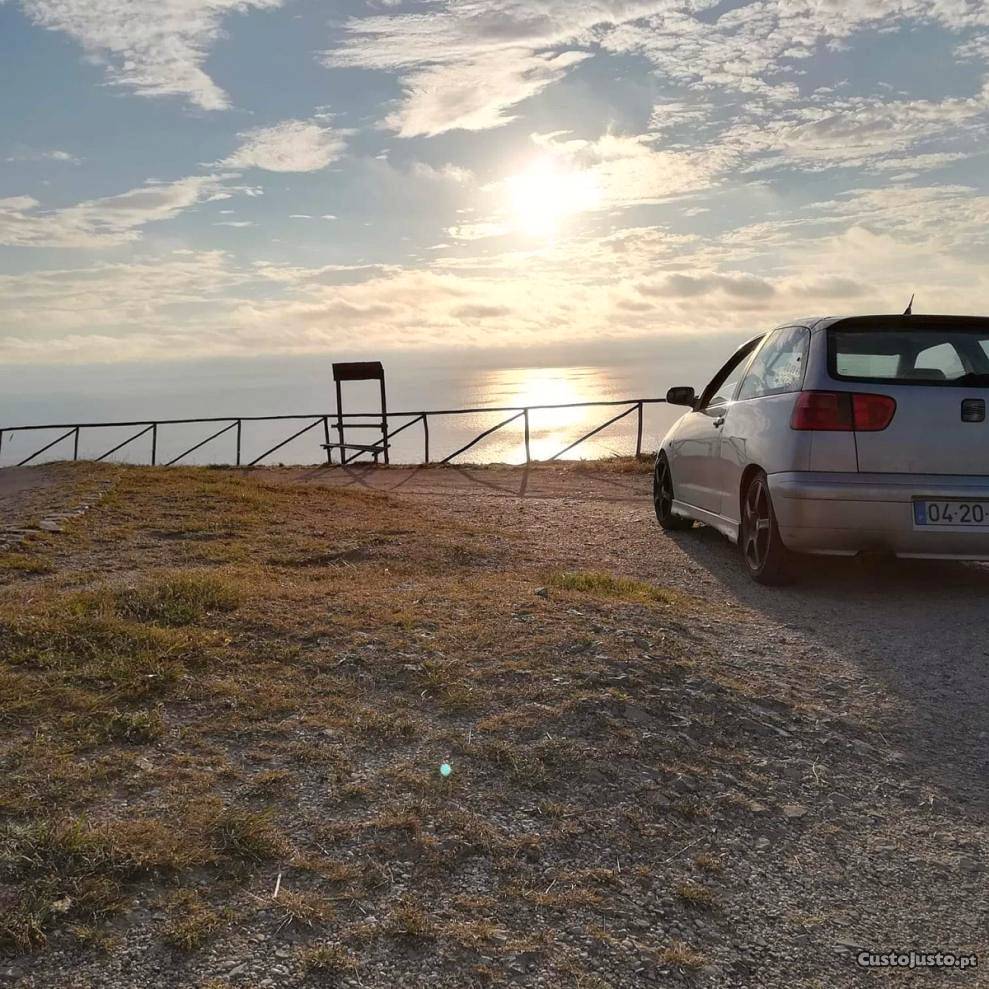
[829,319,989,385]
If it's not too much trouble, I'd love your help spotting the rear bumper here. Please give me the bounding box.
[769,471,989,558]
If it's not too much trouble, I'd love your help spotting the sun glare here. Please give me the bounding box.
[505,158,600,238]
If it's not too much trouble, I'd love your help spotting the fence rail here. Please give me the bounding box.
[0,397,667,469]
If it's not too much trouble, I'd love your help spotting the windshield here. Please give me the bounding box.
[829,319,989,385]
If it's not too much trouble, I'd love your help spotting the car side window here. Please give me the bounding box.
[707,361,747,409]
[737,326,809,401]
[697,337,763,412]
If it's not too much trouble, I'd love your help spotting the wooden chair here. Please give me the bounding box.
[321,361,390,465]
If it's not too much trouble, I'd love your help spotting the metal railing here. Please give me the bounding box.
[0,398,667,469]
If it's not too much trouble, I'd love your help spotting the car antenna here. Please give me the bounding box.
[903,293,914,316]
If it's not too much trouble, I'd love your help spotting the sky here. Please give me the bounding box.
[1,0,989,370]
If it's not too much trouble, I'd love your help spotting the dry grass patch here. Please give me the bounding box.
[513,884,604,910]
[674,879,717,909]
[660,940,707,969]
[693,852,725,874]
[202,802,289,863]
[162,889,232,951]
[245,769,292,798]
[0,797,292,952]
[89,706,164,744]
[386,896,439,939]
[274,888,335,930]
[299,942,359,976]
[0,463,742,981]
[545,570,681,605]
[0,816,204,951]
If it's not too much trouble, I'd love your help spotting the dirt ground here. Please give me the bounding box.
[0,460,986,989]
[274,460,989,810]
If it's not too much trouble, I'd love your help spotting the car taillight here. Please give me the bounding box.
[851,393,897,431]
[791,391,896,431]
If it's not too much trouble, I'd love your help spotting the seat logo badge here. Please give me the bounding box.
[961,398,986,423]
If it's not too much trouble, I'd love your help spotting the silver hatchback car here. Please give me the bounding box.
[654,314,989,583]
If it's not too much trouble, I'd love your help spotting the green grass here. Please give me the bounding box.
[112,571,241,626]
[0,609,208,701]
[546,570,680,604]
[0,553,53,575]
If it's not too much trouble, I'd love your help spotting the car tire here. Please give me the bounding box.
[740,470,793,584]
[653,453,693,531]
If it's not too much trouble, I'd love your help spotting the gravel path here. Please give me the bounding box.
[0,464,111,549]
[0,467,58,509]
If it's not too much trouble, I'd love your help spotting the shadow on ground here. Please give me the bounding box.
[669,524,989,815]
[287,462,649,501]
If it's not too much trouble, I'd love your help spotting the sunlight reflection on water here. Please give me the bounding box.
[437,364,667,464]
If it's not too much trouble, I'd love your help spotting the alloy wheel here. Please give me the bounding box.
[654,459,674,520]
[742,476,773,571]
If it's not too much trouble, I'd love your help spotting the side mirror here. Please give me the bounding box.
[666,386,696,408]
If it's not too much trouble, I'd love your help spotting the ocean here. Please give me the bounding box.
[0,339,738,468]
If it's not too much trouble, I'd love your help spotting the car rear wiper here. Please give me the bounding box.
[951,373,989,387]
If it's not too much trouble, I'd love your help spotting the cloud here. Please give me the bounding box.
[323,1,671,135]
[600,0,989,176]
[451,303,513,320]
[217,120,347,172]
[724,93,989,171]
[638,272,777,301]
[384,49,590,137]
[448,221,511,241]
[4,148,82,164]
[532,131,729,207]
[3,198,989,365]
[0,175,245,248]
[18,0,283,110]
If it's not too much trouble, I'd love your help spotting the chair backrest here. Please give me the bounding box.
[333,361,385,384]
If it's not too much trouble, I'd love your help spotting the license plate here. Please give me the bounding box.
[914,500,989,527]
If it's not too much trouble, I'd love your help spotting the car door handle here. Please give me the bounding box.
[713,417,726,428]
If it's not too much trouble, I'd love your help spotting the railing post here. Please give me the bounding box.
[322,415,332,465]
[335,380,346,456]
[236,420,242,467]
[73,427,80,461]
[635,402,644,459]
[523,408,531,464]
[151,424,157,466]
[0,430,4,463]
[422,414,430,464]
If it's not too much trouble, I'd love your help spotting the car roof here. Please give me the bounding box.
[790,314,989,334]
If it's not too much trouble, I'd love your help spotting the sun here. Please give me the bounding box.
[505,158,600,238]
